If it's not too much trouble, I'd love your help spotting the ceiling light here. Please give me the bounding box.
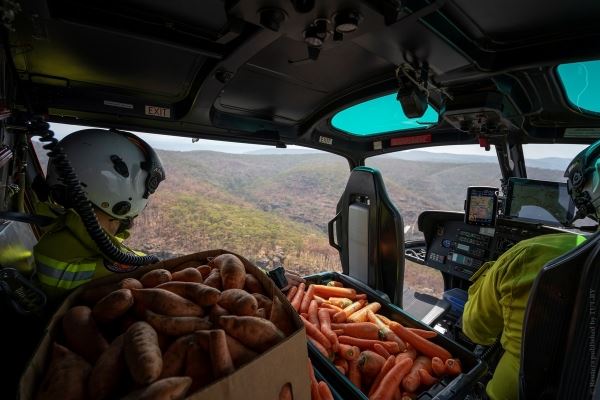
[334,10,360,34]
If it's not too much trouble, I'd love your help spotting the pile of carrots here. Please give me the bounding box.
[35,254,297,400]
[288,281,463,400]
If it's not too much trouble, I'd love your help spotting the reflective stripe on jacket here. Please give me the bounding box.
[33,202,141,296]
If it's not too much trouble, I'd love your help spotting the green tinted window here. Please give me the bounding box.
[331,93,438,136]
[557,60,600,113]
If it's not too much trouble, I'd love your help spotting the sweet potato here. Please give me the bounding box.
[140,269,172,288]
[255,308,267,318]
[146,310,211,336]
[218,289,258,316]
[211,254,246,290]
[209,304,230,324]
[172,260,203,273]
[244,273,265,294]
[225,334,258,367]
[122,377,192,400]
[270,296,295,336]
[132,288,203,317]
[203,268,222,290]
[89,335,125,400]
[124,321,163,384]
[36,343,91,400]
[62,305,109,363]
[197,265,212,279]
[253,293,273,316]
[171,267,204,283]
[185,342,213,392]
[157,281,220,307]
[210,329,235,378]
[160,334,194,379]
[92,288,134,323]
[219,315,285,352]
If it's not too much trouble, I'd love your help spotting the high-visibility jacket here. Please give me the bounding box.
[33,202,141,298]
[462,233,587,400]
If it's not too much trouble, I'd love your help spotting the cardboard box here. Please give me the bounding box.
[19,250,310,400]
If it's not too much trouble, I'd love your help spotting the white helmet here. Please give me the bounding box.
[46,128,165,220]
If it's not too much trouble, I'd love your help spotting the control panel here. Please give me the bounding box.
[425,220,495,280]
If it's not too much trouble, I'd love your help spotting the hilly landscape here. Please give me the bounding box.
[33,142,567,296]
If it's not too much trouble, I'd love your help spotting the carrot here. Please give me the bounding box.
[334,357,348,374]
[402,355,432,392]
[418,368,439,386]
[431,356,446,376]
[333,329,344,335]
[347,302,381,323]
[308,360,321,400]
[333,300,367,323]
[445,358,462,376]
[301,315,331,350]
[321,303,344,313]
[318,308,338,351]
[327,280,344,287]
[300,284,316,314]
[318,381,334,400]
[389,321,452,361]
[327,297,353,309]
[209,329,235,378]
[320,308,338,317]
[370,358,414,400]
[367,310,406,351]
[338,336,400,354]
[355,293,368,300]
[396,343,417,363]
[337,343,360,361]
[401,393,417,400]
[286,285,298,301]
[313,285,357,299]
[313,295,326,305]
[407,328,437,339]
[291,283,306,311]
[373,343,391,359]
[341,322,380,340]
[369,355,395,396]
[308,335,330,359]
[358,350,386,378]
[308,300,320,329]
[376,314,394,326]
[348,359,362,388]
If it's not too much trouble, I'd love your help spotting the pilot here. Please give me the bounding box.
[33,128,304,298]
[461,139,599,400]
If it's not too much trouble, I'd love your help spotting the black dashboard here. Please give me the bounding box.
[417,211,570,281]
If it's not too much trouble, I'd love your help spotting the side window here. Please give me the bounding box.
[107,129,350,276]
[366,146,502,296]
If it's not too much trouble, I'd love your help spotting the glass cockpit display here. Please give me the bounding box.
[505,178,574,226]
[464,187,499,227]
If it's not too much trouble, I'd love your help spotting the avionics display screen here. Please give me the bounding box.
[465,187,498,226]
[505,178,574,226]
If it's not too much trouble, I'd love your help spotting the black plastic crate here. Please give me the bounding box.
[305,272,487,400]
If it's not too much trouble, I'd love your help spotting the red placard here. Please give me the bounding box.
[390,133,432,146]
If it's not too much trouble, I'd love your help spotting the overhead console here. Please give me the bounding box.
[418,178,575,281]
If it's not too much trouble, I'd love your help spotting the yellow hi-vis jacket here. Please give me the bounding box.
[32,202,141,297]
[463,233,587,400]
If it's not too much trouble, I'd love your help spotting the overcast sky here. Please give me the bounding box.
[47,123,586,159]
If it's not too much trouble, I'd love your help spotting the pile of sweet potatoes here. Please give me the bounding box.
[35,254,296,400]
[289,281,463,400]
